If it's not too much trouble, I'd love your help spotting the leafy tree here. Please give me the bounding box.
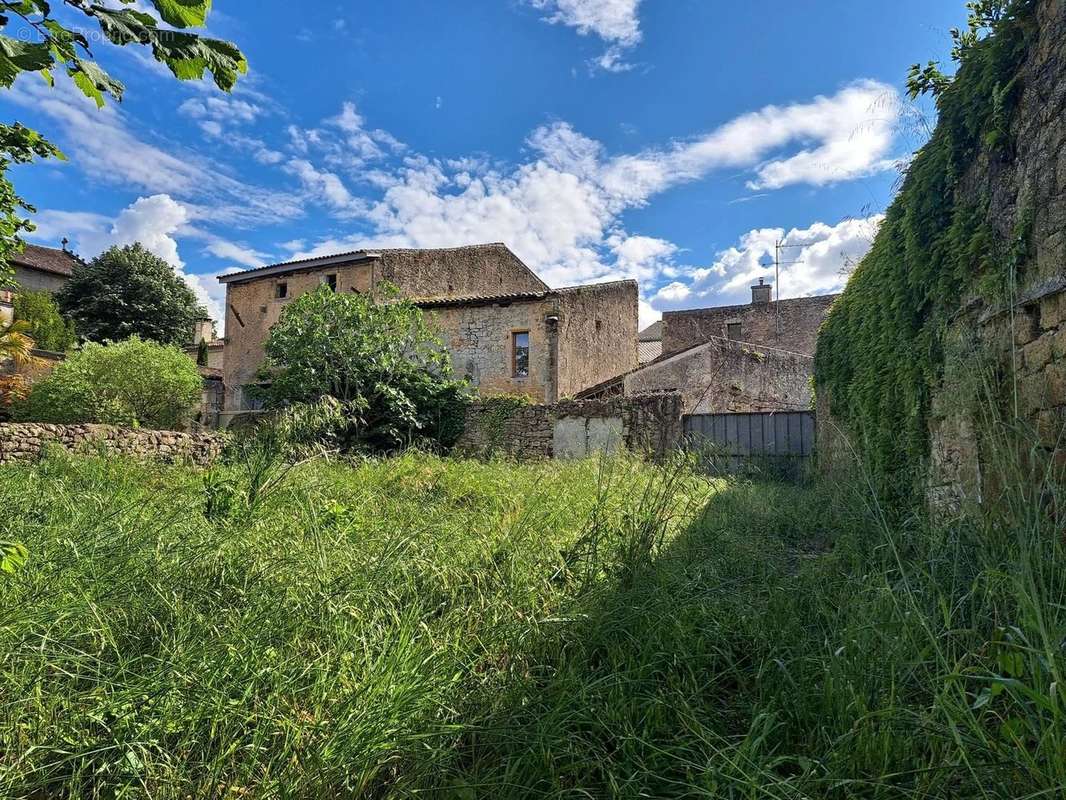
[261,286,469,452]
[16,336,202,429]
[0,0,247,278]
[57,243,205,345]
[13,288,74,351]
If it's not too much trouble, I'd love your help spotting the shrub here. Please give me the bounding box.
[15,336,202,429]
[261,285,468,453]
[12,289,75,352]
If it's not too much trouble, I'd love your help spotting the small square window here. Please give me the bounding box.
[275,282,288,299]
[727,322,742,340]
[324,274,337,292]
[512,331,530,378]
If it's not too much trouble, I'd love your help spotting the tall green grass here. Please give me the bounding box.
[0,440,1062,798]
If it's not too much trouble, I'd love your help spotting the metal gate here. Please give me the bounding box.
[682,411,815,477]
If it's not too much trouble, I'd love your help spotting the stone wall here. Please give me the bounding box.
[555,281,639,400]
[455,394,683,461]
[624,336,813,414]
[662,293,837,357]
[0,423,225,466]
[426,297,553,401]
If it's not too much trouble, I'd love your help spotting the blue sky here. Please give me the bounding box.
[2,0,966,328]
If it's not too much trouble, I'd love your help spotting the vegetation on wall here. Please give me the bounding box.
[814,0,1037,499]
[261,285,468,453]
[15,336,202,429]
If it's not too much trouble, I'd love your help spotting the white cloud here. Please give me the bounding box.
[287,84,900,311]
[36,194,231,326]
[284,159,367,217]
[652,281,691,303]
[599,80,901,202]
[530,0,644,72]
[5,76,301,227]
[650,215,884,312]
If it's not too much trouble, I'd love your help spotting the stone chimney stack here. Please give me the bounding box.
[751,277,772,305]
[191,317,215,346]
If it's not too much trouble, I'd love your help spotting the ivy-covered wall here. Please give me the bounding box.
[815,0,1066,504]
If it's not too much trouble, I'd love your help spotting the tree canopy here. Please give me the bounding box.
[261,286,468,453]
[57,243,205,346]
[0,0,247,277]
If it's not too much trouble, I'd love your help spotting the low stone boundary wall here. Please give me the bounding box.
[0,423,225,467]
[456,393,683,461]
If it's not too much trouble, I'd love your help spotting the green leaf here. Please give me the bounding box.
[68,59,124,106]
[0,35,53,88]
[150,0,212,28]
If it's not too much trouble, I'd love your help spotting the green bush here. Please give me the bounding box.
[11,290,75,352]
[15,336,202,429]
[261,284,468,453]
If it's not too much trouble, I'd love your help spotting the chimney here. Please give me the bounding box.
[751,277,772,305]
[191,316,215,345]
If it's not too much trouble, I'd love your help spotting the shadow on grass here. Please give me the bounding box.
[435,449,1066,799]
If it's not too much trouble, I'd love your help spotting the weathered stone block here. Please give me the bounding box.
[1041,292,1066,330]
[1024,333,1056,371]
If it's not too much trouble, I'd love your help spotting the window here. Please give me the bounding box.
[239,385,268,411]
[726,322,742,340]
[275,282,288,299]
[512,331,530,378]
[324,273,337,292]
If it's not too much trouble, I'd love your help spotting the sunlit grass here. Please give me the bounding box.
[0,445,1062,798]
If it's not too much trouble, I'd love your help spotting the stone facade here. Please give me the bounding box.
[456,394,683,461]
[219,244,637,411]
[0,423,224,466]
[624,336,813,414]
[662,285,837,357]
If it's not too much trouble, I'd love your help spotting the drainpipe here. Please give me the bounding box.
[545,307,560,404]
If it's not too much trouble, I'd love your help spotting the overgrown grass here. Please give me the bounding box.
[0,445,1062,798]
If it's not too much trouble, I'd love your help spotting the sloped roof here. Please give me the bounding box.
[638,340,663,363]
[414,290,548,309]
[638,321,662,342]
[10,244,80,277]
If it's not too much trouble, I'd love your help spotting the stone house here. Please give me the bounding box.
[1,243,79,324]
[580,279,836,414]
[217,243,638,417]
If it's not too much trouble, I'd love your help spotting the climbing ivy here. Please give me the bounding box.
[814,0,1037,503]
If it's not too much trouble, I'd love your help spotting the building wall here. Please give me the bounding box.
[377,245,547,297]
[455,394,684,461]
[223,261,375,409]
[662,294,837,356]
[624,337,813,415]
[221,246,551,411]
[11,265,68,295]
[426,299,553,402]
[554,281,638,399]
